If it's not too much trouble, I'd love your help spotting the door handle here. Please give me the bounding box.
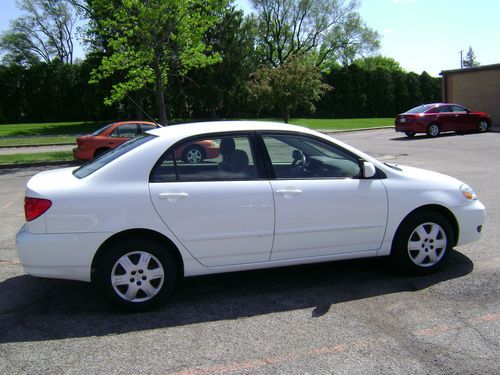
[276,188,302,198]
[159,192,188,201]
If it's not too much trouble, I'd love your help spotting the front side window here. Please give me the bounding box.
[262,134,361,179]
[150,135,258,182]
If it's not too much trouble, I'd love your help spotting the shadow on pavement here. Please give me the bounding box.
[0,250,473,343]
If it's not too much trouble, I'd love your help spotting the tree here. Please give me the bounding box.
[251,0,380,68]
[462,46,479,68]
[247,55,331,123]
[89,0,227,125]
[0,0,78,65]
[353,55,404,72]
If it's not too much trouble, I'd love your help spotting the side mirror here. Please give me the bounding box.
[362,161,376,178]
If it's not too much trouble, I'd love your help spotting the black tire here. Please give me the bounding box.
[404,131,416,138]
[97,238,177,311]
[477,120,489,133]
[391,211,454,275]
[94,148,110,159]
[426,123,440,138]
[182,145,205,164]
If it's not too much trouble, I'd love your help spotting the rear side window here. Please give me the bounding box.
[73,135,155,178]
[150,135,258,182]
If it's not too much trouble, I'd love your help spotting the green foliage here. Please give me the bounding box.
[251,0,380,68]
[0,0,78,65]
[247,55,331,123]
[462,46,480,68]
[89,0,228,124]
[353,56,404,72]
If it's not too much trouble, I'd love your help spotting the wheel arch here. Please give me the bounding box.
[91,228,184,282]
[94,147,110,158]
[394,204,459,248]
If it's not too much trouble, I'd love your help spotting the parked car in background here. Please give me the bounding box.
[18,121,485,311]
[73,120,220,163]
[395,103,491,138]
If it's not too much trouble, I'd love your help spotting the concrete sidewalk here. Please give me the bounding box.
[0,144,74,155]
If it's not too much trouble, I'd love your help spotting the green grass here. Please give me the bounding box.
[0,121,105,137]
[259,118,394,129]
[0,151,74,165]
[0,136,75,147]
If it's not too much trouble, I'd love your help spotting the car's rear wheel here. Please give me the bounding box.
[404,131,416,138]
[391,211,453,274]
[97,238,177,311]
[477,120,489,133]
[426,123,440,138]
[182,145,205,164]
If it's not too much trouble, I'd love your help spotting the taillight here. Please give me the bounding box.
[24,197,52,221]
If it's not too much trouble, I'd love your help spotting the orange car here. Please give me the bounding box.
[73,121,220,163]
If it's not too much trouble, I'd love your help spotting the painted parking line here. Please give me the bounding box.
[168,312,499,375]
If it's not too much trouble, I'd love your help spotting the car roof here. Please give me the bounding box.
[146,121,317,138]
[111,120,158,126]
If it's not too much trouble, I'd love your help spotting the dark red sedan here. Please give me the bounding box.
[395,103,491,138]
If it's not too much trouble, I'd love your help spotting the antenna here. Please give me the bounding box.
[123,92,162,127]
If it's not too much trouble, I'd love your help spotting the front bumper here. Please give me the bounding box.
[16,224,111,282]
[451,200,486,246]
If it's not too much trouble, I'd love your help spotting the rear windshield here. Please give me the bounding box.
[404,104,433,114]
[73,134,155,179]
[91,123,113,136]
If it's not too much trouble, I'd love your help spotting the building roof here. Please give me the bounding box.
[440,63,500,76]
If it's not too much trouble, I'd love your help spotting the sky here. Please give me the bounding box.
[1,0,499,77]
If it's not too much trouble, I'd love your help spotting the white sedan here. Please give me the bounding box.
[16,122,485,310]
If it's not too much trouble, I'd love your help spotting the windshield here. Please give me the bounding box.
[73,134,155,178]
[91,123,113,136]
[404,104,433,114]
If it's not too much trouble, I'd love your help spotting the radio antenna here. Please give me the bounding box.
[124,92,162,127]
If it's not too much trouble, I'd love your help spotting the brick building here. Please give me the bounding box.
[440,63,500,129]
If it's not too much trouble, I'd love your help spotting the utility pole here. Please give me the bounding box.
[459,50,463,69]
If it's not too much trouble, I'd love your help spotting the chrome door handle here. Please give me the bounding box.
[159,192,188,201]
[276,188,302,198]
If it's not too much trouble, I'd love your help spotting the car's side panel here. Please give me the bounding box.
[269,178,388,260]
[149,181,275,267]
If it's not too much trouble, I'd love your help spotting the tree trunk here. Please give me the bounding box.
[282,107,289,123]
[153,62,168,125]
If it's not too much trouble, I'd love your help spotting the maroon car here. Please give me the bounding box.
[395,103,491,138]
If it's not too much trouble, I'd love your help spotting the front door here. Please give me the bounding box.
[260,133,388,261]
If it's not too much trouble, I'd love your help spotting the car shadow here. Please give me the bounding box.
[390,132,459,141]
[0,250,473,343]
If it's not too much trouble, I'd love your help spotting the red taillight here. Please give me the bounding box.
[24,197,52,222]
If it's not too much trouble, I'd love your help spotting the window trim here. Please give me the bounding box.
[256,131,379,180]
[149,131,266,183]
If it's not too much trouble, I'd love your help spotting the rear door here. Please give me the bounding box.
[149,133,274,267]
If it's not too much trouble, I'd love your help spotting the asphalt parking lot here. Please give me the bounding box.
[0,128,498,374]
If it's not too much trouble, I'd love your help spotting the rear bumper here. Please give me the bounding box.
[395,123,427,133]
[73,147,93,161]
[16,224,111,282]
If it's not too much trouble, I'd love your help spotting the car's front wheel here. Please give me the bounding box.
[391,211,454,274]
[97,238,177,311]
[426,123,440,138]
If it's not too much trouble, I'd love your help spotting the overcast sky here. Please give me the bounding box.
[1,0,499,76]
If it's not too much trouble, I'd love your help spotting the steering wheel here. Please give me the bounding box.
[291,150,308,176]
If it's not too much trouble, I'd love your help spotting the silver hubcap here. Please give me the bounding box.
[478,121,488,132]
[407,222,447,267]
[429,125,439,137]
[186,148,202,163]
[111,251,165,302]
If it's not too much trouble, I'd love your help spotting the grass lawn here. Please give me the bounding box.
[0,136,75,147]
[0,151,74,165]
[286,118,393,129]
[0,121,105,137]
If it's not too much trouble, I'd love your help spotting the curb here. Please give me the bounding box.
[315,126,394,133]
[0,160,80,170]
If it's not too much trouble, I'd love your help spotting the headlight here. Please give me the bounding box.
[460,184,477,201]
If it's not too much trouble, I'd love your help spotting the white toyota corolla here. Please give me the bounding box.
[16,122,485,310]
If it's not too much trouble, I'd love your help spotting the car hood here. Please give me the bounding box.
[388,164,464,187]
